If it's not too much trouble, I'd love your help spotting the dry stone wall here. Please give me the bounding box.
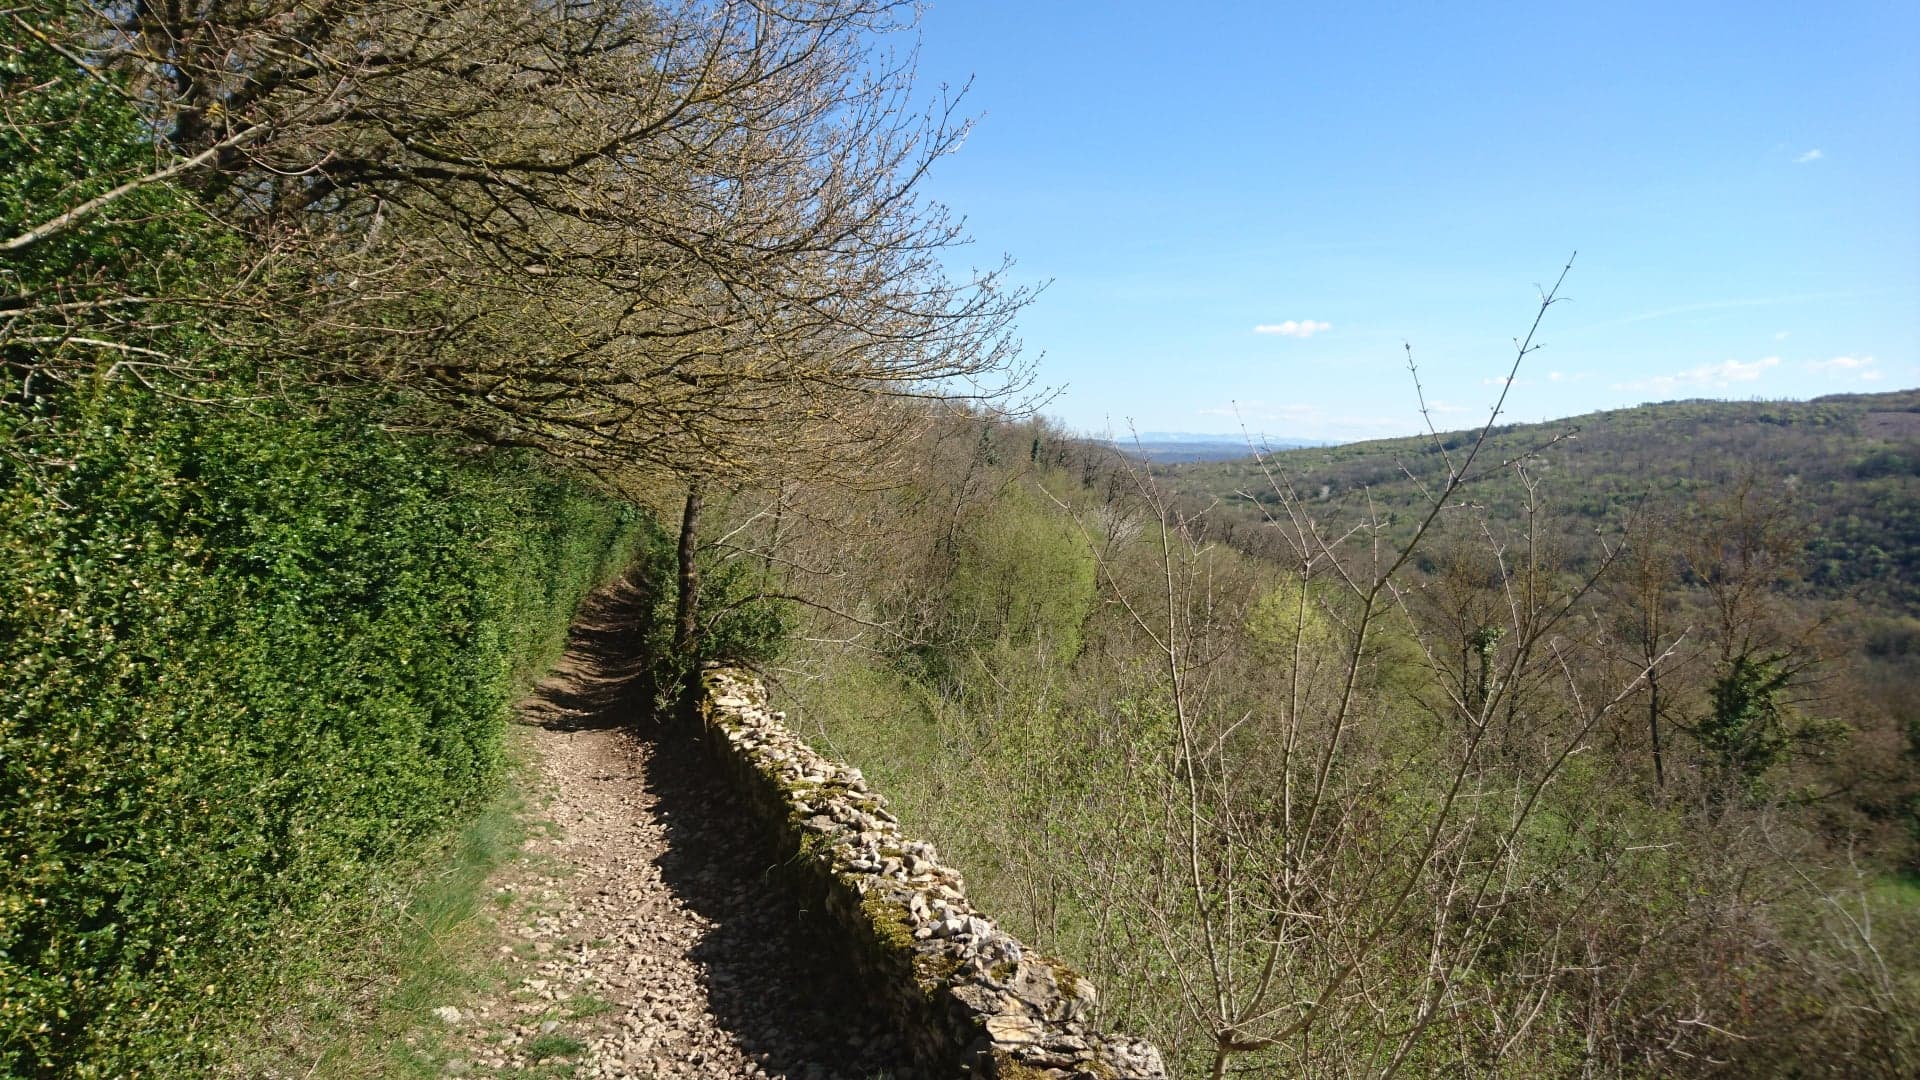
[694,666,1168,1080]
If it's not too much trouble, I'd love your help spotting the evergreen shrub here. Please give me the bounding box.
[0,377,642,1075]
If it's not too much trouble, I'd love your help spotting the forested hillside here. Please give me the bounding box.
[720,401,1920,1078]
[1161,391,1920,891]
[1164,391,1920,607]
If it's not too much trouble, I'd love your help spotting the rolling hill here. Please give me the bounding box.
[1162,389,1920,609]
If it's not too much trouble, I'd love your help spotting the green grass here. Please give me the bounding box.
[563,995,617,1020]
[1871,872,1920,912]
[523,1033,587,1062]
[215,752,539,1078]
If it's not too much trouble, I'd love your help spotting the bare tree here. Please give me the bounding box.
[1040,259,1731,1077]
[9,0,1037,484]
[1601,502,1696,790]
[11,0,1040,676]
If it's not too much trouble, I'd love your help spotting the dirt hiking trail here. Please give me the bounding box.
[433,579,914,1079]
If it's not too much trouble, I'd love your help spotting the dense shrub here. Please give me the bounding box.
[758,416,1920,1078]
[936,481,1097,678]
[1,23,650,1071]
[0,375,642,1075]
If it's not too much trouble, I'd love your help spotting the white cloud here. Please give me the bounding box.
[1254,319,1332,339]
[1614,356,1781,392]
[1807,356,1884,383]
[1773,330,1791,341]
[1794,149,1824,164]
[1806,355,1876,372]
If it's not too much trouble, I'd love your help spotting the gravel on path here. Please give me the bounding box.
[435,581,915,1080]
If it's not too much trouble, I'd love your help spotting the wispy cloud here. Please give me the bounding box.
[1254,319,1332,339]
[1806,355,1881,381]
[1794,148,1824,164]
[1614,356,1780,392]
[1773,330,1791,341]
[1567,293,1849,334]
[1807,354,1873,371]
[1481,370,1584,387]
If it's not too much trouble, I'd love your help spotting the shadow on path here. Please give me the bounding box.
[640,718,917,1079]
[516,575,917,1079]
[515,574,659,733]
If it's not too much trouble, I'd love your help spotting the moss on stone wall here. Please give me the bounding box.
[688,668,1166,1080]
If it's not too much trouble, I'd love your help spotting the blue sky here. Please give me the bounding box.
[909,1,1920,442]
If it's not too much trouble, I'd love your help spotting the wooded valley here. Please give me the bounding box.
[3,1,1915,1077]
[747,389,1920,1078]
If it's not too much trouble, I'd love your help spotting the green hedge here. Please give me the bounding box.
[5,25,646,1072]
[0,373,643,1075]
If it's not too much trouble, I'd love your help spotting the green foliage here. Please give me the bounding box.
[221,774,536,1079]
[1697,653,1798,789]
[1165,391,1920,610]
[1243,578,1336,665]
[769,405,1920,1077]
[0,374,639,1075]
[1696,652,1850,796]
[2,6,239,374]
[694,553,794,666]
[941,483,1097,674]
[629,527,793,703]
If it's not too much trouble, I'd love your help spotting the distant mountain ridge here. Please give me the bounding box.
[1110,431,1332,463]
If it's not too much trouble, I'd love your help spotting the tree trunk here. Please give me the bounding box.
[1648,667,1666,789]
[674,483,703,659]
